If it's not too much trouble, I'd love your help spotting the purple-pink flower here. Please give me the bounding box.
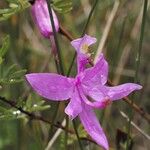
[31,0,59,38]
[26,34,142,150]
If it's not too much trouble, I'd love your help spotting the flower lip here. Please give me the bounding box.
[71,34,97,53]
[81,43,89,54]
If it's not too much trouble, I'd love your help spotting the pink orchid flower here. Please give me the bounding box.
[31,0,59,38]
[26,34,142,150]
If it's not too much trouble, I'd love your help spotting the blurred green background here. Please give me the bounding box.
[0,0,149,149]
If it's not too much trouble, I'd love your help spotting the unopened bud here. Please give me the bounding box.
[31,0,59,38]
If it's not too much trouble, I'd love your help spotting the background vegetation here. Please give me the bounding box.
[0,0,149,149]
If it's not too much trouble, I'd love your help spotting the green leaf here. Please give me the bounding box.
[0,57,3,64]
[0,35,10,64]
[67,124,88,145]
[0,0,30,21]
[0,106,25,121]
[25,94,51,113]
[52,0,73,13]
[29,105,50,112]
[0,64,27,84]
[0,106,8,113]
[3,64,18,76]
[0,112,25,121]
[9,69,27,78]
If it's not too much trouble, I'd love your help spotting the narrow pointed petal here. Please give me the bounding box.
[79,103,109,150]
[71,34,97,53]
[83,83,142,108]
[31,0,59,38]
[26,73,74,100]
[106,83,142,100]
[82,53,108,88]
[65,88,82,119]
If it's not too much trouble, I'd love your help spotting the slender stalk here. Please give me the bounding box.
[49,36,61,74]
[135,0,148,82]
[45,119,66,150]
[45,0,65,144]
[94,0,120,62]
[45,0,64,75]
[49,102,60,137]
[67,52,77,76]
[49,36,61,136]
[82,0,99,35]
[120,111,150,140]
[65,115,69,150]
[111,17,126,79]
[126,0,148,149]
[72,120,84,150]
[59,25,73,41]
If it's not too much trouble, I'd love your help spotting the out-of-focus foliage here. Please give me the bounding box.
[0,0,73,22]
[0,35,27,84]
[0,64,27,84]
[0,0,30,21]
[52,0,73,13]
[0,35,10,64]
[25,94,50,112]
[67,124,88,145]
[0,94,50,121]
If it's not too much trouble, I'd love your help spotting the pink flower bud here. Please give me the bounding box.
[31,0,59,38]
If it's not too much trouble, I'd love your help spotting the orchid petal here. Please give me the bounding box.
[71,34,97,73]
[26,73,74,100]
[79,87,106,109]
[71,34,97,53]
[84,83,142,107]
[79,103,109,150]
[65,88,82,119]
[77,54,89,73]
[106,83,142,100]
[86,86,108,101]
[82,53,108,88]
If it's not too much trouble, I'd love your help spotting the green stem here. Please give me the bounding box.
[49,102,60,137]
[49,36,61,74]
[134,0,148,82]
[46,0,64,75]
[65,115,69,150]
[67,52,77,76]
[111,17,126,79]
[72,120,84,150]
[126,0,148,149]
[45,0,64,142]
[82,0,99,36]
